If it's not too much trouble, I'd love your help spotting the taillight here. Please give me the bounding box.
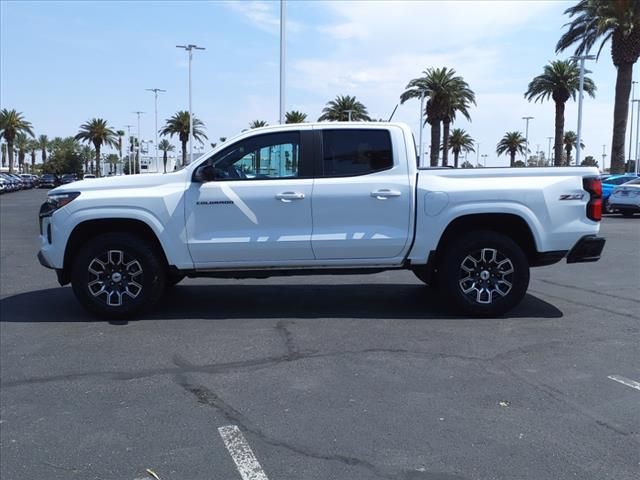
[583,176,602,221]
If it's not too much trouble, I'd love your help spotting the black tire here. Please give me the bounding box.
[438,230,529,317]
[621,211,635,217]
[71,233,166,318]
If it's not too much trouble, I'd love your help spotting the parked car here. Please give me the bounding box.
[38,122,605,318]
[19,174,35,189]
[0,173,19,192]
[602,174,639,212]
[60,173,78,185]
[83,174,96,179]
[609,178,640,216]
[40,174,60,189]
[8,174,26,190]
[0,177,8,193]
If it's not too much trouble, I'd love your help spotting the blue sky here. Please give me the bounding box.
[0,0,625,168]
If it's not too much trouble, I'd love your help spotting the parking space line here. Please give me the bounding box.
[218,425,270,480]
[608,375,640,391]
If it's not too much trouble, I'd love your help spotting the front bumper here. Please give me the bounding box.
[566,235,605,264]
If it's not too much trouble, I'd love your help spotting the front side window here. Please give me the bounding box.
[321,129,393,177]
[208,131,301,180]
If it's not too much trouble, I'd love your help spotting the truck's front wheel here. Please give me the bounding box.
[71,233,166,318]
[438,231,529,317]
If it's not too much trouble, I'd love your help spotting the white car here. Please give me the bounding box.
[37,122,605,318]
[609,178,640,216]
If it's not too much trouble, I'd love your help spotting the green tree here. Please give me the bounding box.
[318,95,371,121]
[460,160,474,168]
[14,133,30,173]
[36,134,49,163]
[448,128,475,168]
[116,130,125,165]
[159,111,207,167]
[525,59,596,166]
[79,145,94,173]
[75,118,117,177]
[496,131,527,167]
[0,109,34,173]
[285,111,307,123]
[249,120,268,129]
[563,130,585,165]
[581,155,599,167]
[29,139,38,171]
[105,153,119,174]
[158,138,175,173]
[557,0,640,174]
[45,137,82,174]
[401,67,474,166]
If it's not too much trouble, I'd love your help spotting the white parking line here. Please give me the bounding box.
[608,375,640,391]
[218,425,270,480]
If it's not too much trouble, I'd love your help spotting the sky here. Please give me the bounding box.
[0,0,629,169]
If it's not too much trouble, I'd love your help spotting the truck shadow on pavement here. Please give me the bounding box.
[0,283,562,323]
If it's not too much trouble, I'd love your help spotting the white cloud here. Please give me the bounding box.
[223,0,301,34]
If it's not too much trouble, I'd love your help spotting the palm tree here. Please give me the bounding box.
[448,128,475,168]
[29,139,38,171]
[525,59,596,166]
[116,130,125,167]
[496,131,527,167]
[285,111,307,123]
[219,136,227,143]
[0,109,34,173]
[401,67,474,167]
[1,143,6,167]
[556,0,640,173]
[74,118,117,177]
[563,130,585,165]
[158,139,175,173]
[159,111,207,167]
[249,120,268,129]
[318,95,371,121]
[15,133,31,173]
[79,145,95,173]
[36,134,49,163]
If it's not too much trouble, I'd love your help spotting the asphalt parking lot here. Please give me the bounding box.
[1,189,638,480]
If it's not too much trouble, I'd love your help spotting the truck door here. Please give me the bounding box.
[184,130,315,267]
[311,127,413,260]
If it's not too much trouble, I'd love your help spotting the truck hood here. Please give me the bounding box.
[50,171,188,194]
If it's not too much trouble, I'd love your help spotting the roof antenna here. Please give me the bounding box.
[387,104,399,122]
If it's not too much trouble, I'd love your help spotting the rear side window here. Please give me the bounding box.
[321,129,393,177]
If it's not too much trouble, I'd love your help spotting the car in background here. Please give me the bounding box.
[8,174,26,190]
[19,174,35,189]
[83,174,96,179]
[609,178,640,217]
[0,173,19,192]
[39,173,60,189]
[602,174,639,212]
[0,177,8,193]
[60,173,78,185]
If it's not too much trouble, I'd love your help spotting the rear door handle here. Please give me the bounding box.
[276,192,305,202]
[371,189,401,199]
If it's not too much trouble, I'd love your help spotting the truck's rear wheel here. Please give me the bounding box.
[71,233,165,318]
[438,231,529,317]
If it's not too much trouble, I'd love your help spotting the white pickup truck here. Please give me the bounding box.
[38,122,605,318]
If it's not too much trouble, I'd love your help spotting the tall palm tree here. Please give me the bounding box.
[0,109,34,173]
[159,111,207,167]
[525,59,596,166]
[400,67,474,167]
[318,95,371,121]
[29,139,38,171]
[563,130,585,165]
[441,82,476,167]
[15,133,30,173]
[448,128,475,168]
[158,139,175,174]
[557,0,640,173]
[285,111,307,123]
[79,145,95,174]
[249,120,268,129]
[116,130,125,165]
[74,118,117,177]
[36,134,49,163]
[1,143,6,168]
[496,131,527,167]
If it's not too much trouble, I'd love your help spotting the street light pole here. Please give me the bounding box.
[522,116,534,163]
[476,142,480,166]
[279,0,286,124]
[146,88,166,173]
[481,154,488,167]
[629,81,637,164]
[602,144,607,172]
[177,44,205,164]
[547,136,553,166]
[124,124,134,175]
[133,111,145,174]
[634,99,640,173]
[572,54,595,166]
[418,91,425,167]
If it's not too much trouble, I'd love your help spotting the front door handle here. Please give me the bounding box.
[276,192,305,202]
[371,189,401,200]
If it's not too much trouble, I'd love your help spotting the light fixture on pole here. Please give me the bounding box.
[629,81,637,163]
[133,112,145,174]
[547,136,553,166]
[146,88,166,173]
[279,0,286,124]
[124,124,134,175]
[571,54,595,166]
[522,116,534,163]
[176,44,205,164]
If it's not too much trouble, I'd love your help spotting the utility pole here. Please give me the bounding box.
[279,0,286,124]
[124,124,134,175]
[572,54,595,165]
[176,44,205,164]
[133,112,145,174]
[522,116,534,163]
[146,88,166,173]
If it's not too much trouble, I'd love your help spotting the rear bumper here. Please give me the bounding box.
[566,235,605,264]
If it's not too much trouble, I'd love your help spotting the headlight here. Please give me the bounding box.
[39,192,81,218]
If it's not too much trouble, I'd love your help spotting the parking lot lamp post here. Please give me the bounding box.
[146,88,166,173]
[602,144,607,172]
[572,55,595,166]
[522,116,534,163]
[634,99,640,172]
[176,44,205,164]
[124,124,134,175]
[547,137,553,166]
[476,142,480,166]
[418,91,425,167]
[133,112,145,173]
[481,154,488,167]
[629,81,637,164]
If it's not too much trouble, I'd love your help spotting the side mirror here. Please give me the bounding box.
[194,164,216,183]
